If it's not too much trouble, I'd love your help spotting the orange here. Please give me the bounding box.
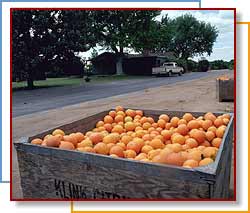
[52,129,65,136]
[202,120,213,131]
[136,129,146,138]
[135,153,147,161]
[112,125,124,134]
[149,138,165,149]
[94,142,109,155]
[156,127,163,133]
[223,118,230,125]
[176,124,189,136]
[159,114,170,122]
[142,134,152,141]
[161,130,172,140]
[103,133,120,144]
[59,141,75,150]
[121,135,133,145]
[178,119,187,125]
[187,120,200,130]
[135,110,143,117]
[63,135,78,147]
[204,112,216,122]
[148,149,161,160]
[133,137,145,149]
[77,138,93,148]
[205,131,215,142]
[199,158,214,166]
[117,111,126,117]
[207,126,217,134]
[183,113,193,122]
[147,117,155,124]
[165,123,172,130]
[189,129,206,144]
[165,152,185,166]
[214,118,224,128]
[115,106,124,112]
[109,145,124,157]
[212,138,222,148]
[106,143,115,152]
[140,117,148,124]
[31,138,43,145]
[202,147,217,159]
[75,132,85,142]
[200,141,211,147]
[46,135,61,147]
[104,115,114,124]
[167,143,182,153]
[216,126,226,138]
[77,146,95,153]
[103,123,112,132]
[141,145,154,154]
[110,154,119,158]
[116,142,126,150]
[114,115,124,123]
[89,132,103,145]
[124,116,133,123]
[109,110,116,118]
[183,159,199,168]
[124,149,137,158]
[170,117,179,127]
[126,141,141,153]
[172,134,185,145]
[142,122,151,130]
[96,121,104,128]
[185,138,198,148]
[125,109,136,118]
[187,150,202,161]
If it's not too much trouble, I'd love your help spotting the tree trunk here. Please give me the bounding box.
[116,56,124,75]
[27,73,34,89]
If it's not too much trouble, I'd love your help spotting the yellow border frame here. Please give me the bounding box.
[69,21,249,213]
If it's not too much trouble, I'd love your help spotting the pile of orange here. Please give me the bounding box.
[31,106,231,169]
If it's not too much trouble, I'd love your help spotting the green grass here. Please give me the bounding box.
[12,75,150,91]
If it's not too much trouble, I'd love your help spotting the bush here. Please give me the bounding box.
[198,60,209,72]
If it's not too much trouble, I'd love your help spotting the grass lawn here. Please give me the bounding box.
[12,75,150,91]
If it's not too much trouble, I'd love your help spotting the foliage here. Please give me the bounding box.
[198,59,210,72]
[209,59,234,70]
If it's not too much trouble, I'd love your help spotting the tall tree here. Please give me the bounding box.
[169,14,218,60]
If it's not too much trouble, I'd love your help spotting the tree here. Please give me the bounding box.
[12,10,96,89]
[166,14,218,60]
[92,10,161,74]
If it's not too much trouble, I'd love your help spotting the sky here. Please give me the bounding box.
[78,10,234,62]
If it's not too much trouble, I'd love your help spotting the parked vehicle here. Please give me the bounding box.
[152,62,184,76]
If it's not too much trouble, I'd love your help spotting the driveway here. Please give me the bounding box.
[12,69,232,117]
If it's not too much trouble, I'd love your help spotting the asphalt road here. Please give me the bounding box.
[12,69,232,117]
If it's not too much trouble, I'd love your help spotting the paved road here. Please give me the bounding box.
[12,69,232,117]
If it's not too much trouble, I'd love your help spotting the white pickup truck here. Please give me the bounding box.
[152,62,184,76]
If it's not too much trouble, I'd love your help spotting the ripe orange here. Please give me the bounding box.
[187,150,202,161]
[205,131,215,142]
[183,159,199,168]
[112,125,124,134]
[114,115,124,123]
[124,149,137,158]
[141,145,154,154]
[106,143,115,152]
[172,134,186,145]
[104,115,114,124]
[207,126,217,134]
[31,138,43,145]
[176,124,189,136]
[202,120,213,131]
[148,149,161,160]
[216,126,226,138]
[204,112,216,122]
[77,138,93,148]
[203,147,217,159]
[77,146,96,153]
[142,122,151,130]
[165,123,172,130]
[159,114,170,122]
[126,141,141,153]
[109,145,124,157]
[167,143,182,153]
[178,119,187,125]
[94,142,109,155]
[165,152,185,166]
[214,118,224,128]
[89,132,104,145]
[63,135,78,147]
[103,123,112,132]
[212,138,222,148]
[96,121,104,128]
[46,135,61,147]
[187,120,200,130]
[52,129,65,136]
[189,129,206,144]
[161,130,172,140]
[110,154,119,158]
[103,133,119,144]
[59,141,75,150]
[183,113,193,122]
[170,117,180,127]
[135,153,147,161]
[75,132,85,142]
[121,135,132,145]
[223,118,230,125]
[124,116,133,123]
[125,109,136,118]
[185,138,198,148]
[199,158,214,166]
[135,110,143,117]
[147,117,155,124]
[149,138,165,149]
[200,140,211,147]
[115,106,124,112]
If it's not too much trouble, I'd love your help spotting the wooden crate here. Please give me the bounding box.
[14,110,234,199]
[216,79,234,102]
